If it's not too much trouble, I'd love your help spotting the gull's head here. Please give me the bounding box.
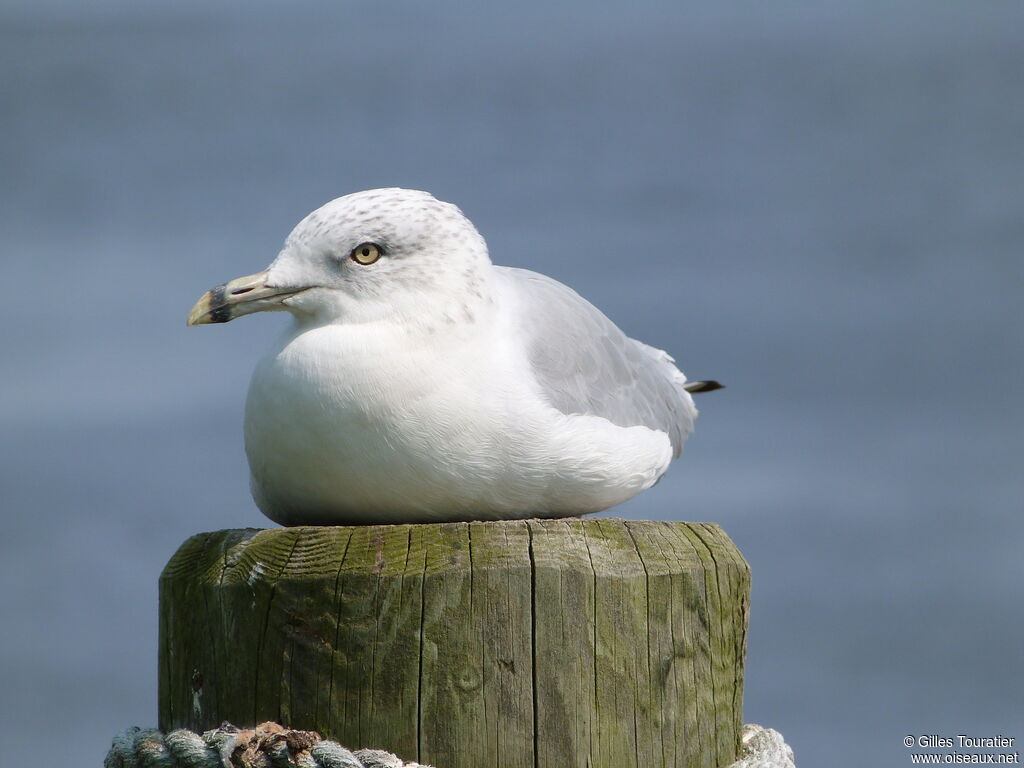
[187,188,491,327]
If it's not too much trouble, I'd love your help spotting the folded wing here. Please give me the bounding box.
[496,267,697,457]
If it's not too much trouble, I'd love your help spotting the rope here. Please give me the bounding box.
[104,721,793,768]
[729,724,796,768]
[104,722,434,768]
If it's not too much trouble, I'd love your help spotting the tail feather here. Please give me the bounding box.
[683,380,725,394]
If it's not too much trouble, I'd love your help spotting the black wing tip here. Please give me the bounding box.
[684,380,725,394]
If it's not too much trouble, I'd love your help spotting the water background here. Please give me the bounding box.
[2,2,1022,765]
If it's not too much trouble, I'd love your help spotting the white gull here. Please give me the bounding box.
[188,188,720,524]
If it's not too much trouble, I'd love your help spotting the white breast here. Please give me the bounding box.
[244,319,672,524]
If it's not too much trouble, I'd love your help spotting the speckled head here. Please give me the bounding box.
[187,188,494,328]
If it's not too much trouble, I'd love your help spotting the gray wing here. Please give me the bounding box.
[496,267,697,457]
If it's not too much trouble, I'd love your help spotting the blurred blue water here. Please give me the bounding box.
[2,2,1022,766]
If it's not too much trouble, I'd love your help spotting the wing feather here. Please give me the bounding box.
[496,267,697,457]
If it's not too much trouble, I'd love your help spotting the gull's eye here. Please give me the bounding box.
[350,242,382,265]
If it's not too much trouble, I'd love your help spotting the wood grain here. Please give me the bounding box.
[159,519,749,768]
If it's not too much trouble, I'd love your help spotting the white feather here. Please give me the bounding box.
[238,188,700,524]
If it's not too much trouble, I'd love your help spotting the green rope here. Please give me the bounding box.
[104,721,793,768]
[103,722,433,768]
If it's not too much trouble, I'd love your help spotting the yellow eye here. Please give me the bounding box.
[350,242,382,265]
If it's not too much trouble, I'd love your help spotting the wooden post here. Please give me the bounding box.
[159,519,750,768]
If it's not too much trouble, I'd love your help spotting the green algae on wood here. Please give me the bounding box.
[159,519,750,768]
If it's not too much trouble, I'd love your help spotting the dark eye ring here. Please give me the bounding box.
[350,242,382,265]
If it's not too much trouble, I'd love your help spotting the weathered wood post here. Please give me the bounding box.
[160,519,749,768]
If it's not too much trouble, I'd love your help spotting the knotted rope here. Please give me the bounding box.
[104,721,793,768]
[730,724,795,768]
[103,722,433,768]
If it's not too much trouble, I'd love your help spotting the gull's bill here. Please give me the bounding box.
[187,270,301,325]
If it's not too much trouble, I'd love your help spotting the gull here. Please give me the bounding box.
[188,188,722,524]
